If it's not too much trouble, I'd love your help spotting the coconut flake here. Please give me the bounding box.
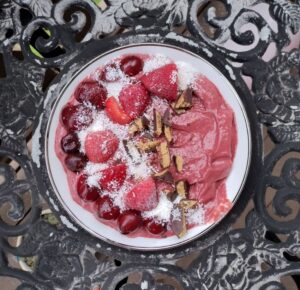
[143,54,171,73]
[175,61,197,90]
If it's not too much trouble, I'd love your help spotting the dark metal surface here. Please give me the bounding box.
[0,0,299,289]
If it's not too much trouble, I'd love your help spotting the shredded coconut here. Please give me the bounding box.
[186,206,204,225]
[175,61,197,90]
[143,54,171,73]
[142,193,174,222]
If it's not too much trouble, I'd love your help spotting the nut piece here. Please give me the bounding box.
[171,207,187,238]
[128,117,150,135]
[174,88,193,109]
[153,109,163,137]
[176,180,188,198]
[153,168,174,183]
[179,199,198,210]
[164,126,173,143]
[137,139,160,152]
[159,141,171,168]
[174,155,184,172]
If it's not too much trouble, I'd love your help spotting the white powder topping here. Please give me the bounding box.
[170,70,178,84]
[143,54,171,73]
[142,194,174,222]
[105,81,126,98]
[175,61,197,90]
[186,206,204,225]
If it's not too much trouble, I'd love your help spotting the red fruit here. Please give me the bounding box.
[64,154,87,172]
[141,63,178,101]
[61,104,93,131]
[105,97,132,125]
[118,210,142,234]
[74,80,107,109]
[99,163,127,191]
[96,195,120,220]
[124,177,158,211]
[120,55,143,76]
[100,63,121,82]
[85,130,119,163]
[61,132,80,153]
[119,83,150,119]
[77,175,100,201]
[144,219,166,235]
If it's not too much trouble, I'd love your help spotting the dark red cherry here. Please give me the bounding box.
[144,218,166,235]
[74,80,107,109]
[61,104,93,131]
[118,210,142,234]
[77,175,100,201]
[100,63,121,82]
[120,56,143,77]
[61,132,80,153]
[64,154,87,172]
[96,196,120,220]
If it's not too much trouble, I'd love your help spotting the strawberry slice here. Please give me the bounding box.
[119,83,150,118]
[105,96,132,125]
[99,163,127,191]
[124,177,158,211]
[85,130,119,163]
[141,63,178,101]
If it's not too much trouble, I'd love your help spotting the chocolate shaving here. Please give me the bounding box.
[173,155,183,172]
[153,109,163,137]
[162,109,172,127]
[153,168,174,183]
[159,141,171,168]
[176,180,188,198]
[171,207,187,238]
[123,140,141,159]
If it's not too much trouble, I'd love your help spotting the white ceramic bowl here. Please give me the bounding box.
[45,44,251,250]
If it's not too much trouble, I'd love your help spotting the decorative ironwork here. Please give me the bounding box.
[0,0,300,289]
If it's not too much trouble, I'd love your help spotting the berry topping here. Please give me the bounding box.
[64,154,87,172]
[85,130,119,163]
[124,177,158,211]
[119,83,150,119]
[61,104,93,131]
[100,63,121,82]
[105,96,132,125]
[96,195,120,220]
[74,80,107,109]
[77,174,100,201]
[99,163,127,191]
[118,210,142,234]
[120,55,143,76]
[141,63,178,101]
[144,219,166,235]
[61,132,80,153]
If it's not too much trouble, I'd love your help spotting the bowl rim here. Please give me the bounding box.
[44,42,252,251]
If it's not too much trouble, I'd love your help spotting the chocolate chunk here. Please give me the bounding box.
[153,109,163,137]
[128,117,150,135]
[173,155,183,172]
[179,199,198,210]
[137,139,160,152]
[153,168,174,183]
[171,207,187,238]
[176,180,188,198]
[174,88,193,109]
[159,141,171,168]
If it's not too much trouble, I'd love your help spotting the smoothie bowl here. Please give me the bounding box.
[45,44,251,250]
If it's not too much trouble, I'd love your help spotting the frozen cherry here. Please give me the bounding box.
[120,55,143,77]
[96,195,120,220]
[74,80,107,109]
[77,175,100,201]
[61,104,93,131]
[64,154,87,172]
[61,132,80,153]
[144,218,166,235]
[118,210,142,234]
[100,63,121,82]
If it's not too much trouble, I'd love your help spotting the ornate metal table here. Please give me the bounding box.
[1,0,300,289]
